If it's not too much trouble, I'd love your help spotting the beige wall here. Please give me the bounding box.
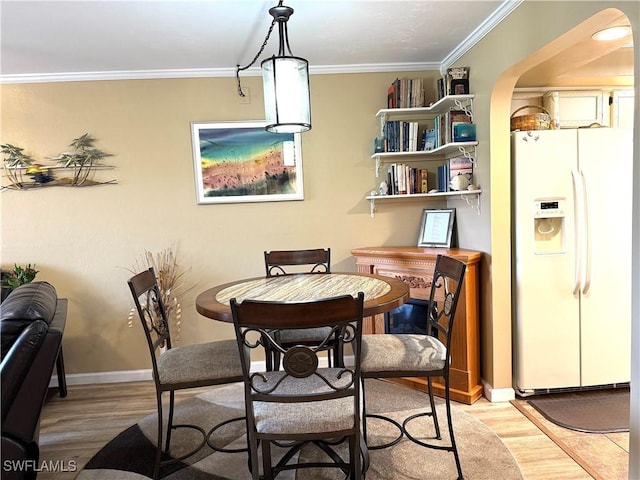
[459,4,639,472]
[1,71,450,373]
[453,1,638,397]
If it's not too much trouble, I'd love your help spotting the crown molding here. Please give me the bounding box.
[0,61,443,84]
[0,1,519,85]
[440,0,523,73]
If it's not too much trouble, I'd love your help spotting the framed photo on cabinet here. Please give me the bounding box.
[191,121,304,204]
[417,208,455,248]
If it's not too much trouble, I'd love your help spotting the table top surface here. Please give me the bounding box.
[195,272,410,322]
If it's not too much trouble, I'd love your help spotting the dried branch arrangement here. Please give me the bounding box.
[127,247,190,343]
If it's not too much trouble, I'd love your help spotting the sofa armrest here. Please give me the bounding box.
[1,320,48,423]
[1,282,58,360]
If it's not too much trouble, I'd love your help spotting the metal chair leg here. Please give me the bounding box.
[444,377,464,480]
[165,390,175,452]
[427,377,441,439]
[153,391,164,480]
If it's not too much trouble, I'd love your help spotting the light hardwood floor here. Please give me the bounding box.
[34,382,629,480]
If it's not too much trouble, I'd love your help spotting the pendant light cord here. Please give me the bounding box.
[235,1,284,97]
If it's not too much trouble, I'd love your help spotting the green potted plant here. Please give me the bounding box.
[1,263,39,301]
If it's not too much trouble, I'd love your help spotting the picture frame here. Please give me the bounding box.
[190,121,303,204]
[417,208,456,248]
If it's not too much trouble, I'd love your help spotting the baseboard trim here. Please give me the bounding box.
[49,356,339,388]
[482,379,516,402]
[50,369,153,387]
[48,360,279,387]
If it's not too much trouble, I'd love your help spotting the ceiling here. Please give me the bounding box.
[0,1,634,87]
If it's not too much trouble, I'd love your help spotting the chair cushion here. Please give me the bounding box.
[360,333,446,374]
[255,397,355,434]
[251,368,356,435]
[157,339,242,388]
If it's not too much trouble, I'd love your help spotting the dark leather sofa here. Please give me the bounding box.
[1,282,67,480]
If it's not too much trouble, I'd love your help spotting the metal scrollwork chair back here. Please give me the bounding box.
[230,292,366,480]
[360,254,467,480]
[263,248,338,370]
[264,248,331,277]
[128,267,246,480]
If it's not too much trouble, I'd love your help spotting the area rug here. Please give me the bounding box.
[527,387,630,433]
[76,380,523,479]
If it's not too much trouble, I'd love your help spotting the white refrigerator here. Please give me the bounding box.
[512,128,632,395]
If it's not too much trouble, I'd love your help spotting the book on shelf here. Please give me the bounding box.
[428,109,473,149]
[420,168,428,193]
[447,67,470,95]
[437,164,449,192]
[382,120,420,152]
[386,77,425,108]
[436,66,470,99]
[385,163,427,195]
[447,109,472,144]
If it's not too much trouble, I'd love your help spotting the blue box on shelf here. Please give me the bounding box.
[453,123,476,142]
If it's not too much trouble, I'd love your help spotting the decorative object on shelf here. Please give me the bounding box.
[1,134,115,190]
[191,121,303,204]
[447,157,474,192]
[417,208,456,248]
[379,180,388,195]
[126,247,190,344]
[235,1,310,134]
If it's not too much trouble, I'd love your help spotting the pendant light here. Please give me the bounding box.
[236,2,311,133]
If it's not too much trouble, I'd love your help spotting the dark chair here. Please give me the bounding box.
[263,248,338,369]
[230,293,366,480]
[264,248,331,276]
[360,254,467,480]
[127,267,245,480]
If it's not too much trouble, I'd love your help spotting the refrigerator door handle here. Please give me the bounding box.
[580,169,592,295]
[571,167,583,295]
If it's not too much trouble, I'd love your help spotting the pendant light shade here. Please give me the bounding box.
[236,3,312,134]
[262,55,311,133]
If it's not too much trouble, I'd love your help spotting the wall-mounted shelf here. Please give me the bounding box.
[376,94,474,121]
[367,93,480,217]
[372,142,478,177]
[366,189,482,217]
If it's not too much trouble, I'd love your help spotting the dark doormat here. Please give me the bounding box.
[528,388,630,433]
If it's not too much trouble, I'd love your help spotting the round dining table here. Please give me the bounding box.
[195,272,410,323]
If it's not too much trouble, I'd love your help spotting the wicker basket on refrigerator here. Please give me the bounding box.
[510,105,552,131]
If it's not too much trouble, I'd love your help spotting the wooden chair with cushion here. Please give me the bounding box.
[360,254,467,480]
[127,267,246,480]
[230,293,366,479]
[263,248,339,369]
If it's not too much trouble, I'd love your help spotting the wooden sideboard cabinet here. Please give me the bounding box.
[351,246,483,404]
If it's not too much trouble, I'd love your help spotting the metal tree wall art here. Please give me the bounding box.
[1,134,116,190]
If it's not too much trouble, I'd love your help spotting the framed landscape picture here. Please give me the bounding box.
[191,121,304,204]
